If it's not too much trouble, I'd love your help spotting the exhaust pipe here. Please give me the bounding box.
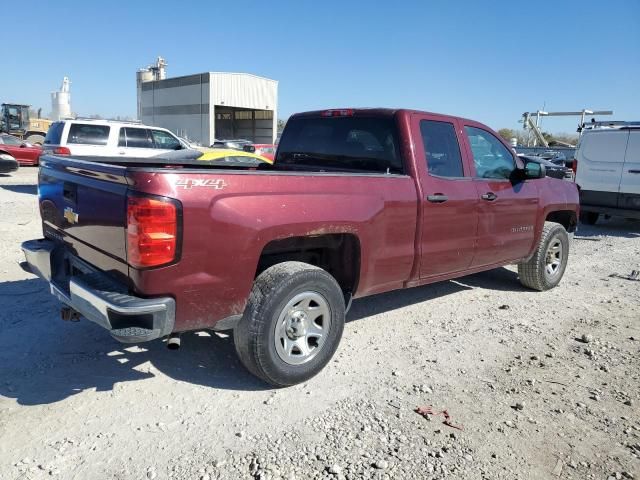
[61,306,81,322]
[167,333,181,350]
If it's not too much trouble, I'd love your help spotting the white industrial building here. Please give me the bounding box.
[136,59,278,146]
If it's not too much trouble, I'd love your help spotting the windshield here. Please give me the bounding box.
[276,116,403,173]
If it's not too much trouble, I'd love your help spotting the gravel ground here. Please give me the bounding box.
[0,168,638,480]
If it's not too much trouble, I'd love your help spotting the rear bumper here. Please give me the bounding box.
[21,238,175,343]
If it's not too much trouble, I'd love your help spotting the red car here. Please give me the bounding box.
[0,134,42,166]
[23,108,579,386]
[253,143,276,161]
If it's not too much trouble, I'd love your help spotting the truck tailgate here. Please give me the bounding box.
[39,156,129,277]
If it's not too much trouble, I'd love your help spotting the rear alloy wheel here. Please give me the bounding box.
[518,222,569,291]
[234,262,345,386]
[274,291,332,366]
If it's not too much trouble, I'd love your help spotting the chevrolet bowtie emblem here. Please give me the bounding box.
[64,207,79,224]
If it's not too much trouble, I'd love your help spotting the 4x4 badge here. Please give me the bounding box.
[175,179,227,190]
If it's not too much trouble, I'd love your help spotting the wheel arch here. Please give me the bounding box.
[256,233,361,299]
[545,210,578,233]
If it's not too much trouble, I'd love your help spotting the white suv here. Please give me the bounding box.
[42,119,191,158]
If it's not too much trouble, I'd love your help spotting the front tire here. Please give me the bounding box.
[518,222,569,291]
[234,262,345,387]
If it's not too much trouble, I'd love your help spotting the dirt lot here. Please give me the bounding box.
[0,168,638,480]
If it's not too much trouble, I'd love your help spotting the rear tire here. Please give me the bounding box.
[234,261,345,387]
[580,211,599,225]
[518,222,569,291]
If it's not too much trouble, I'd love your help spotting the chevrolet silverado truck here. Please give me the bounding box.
[22,108,579,386]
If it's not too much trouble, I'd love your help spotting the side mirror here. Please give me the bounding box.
[523,160,546,179]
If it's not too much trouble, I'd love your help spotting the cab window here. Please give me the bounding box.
[420,120,464,178]
[465,126,515,179]
[276,116,403,173]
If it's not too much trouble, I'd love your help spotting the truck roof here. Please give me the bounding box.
[291,108,477,125]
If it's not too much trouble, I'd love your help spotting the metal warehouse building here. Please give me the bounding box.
[137,65,278,146]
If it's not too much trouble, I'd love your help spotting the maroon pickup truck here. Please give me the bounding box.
[22,108,579,386]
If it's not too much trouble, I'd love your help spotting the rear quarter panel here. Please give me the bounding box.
[126,170,418,331]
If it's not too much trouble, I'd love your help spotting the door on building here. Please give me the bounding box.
[215,111,234,140]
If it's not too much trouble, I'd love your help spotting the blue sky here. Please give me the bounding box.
[3,0,638,133]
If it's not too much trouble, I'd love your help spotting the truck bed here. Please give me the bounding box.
[37,154,419,332]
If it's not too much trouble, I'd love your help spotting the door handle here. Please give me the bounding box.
[427,194,448,203]
[118,151,126,155]
[629,169,640,174]
[63,182,77,202]
[481,192,497,201]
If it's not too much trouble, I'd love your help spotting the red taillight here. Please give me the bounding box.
[572,159,578,174]
[53,147,71,155]
[127,196,179,268]
[321,109,354,117]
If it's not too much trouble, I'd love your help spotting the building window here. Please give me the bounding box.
[254,110,273,120]
[234,111,253,120]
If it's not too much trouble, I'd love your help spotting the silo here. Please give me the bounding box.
[51,77,72,121]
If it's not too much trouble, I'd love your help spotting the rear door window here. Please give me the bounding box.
[44,122,65,145]
[464,127,515,179]
[420,120,464,178]
[122,128,153,148]
[67,123,110,145]
[276,116,403,173]
[150,129,180,150]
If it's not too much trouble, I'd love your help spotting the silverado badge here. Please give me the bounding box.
[64,207,79,224]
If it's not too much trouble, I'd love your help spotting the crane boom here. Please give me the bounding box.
[520,109,613,147]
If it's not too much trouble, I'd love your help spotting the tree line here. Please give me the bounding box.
[497,128,579,147]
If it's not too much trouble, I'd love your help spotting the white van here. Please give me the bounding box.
[574,122,640,224]
[42,119,193,158]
